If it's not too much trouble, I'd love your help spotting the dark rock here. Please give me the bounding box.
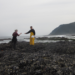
[0,41,75,75]
[0,52,4,58]
[35,70,43,75]
[19,62,27,69]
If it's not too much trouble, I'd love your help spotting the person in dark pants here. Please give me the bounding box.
[12,29,22,49]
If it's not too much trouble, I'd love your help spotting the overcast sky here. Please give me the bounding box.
[0,0,75,36]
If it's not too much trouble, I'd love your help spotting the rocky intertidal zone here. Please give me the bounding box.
[36,37,75,41]
[0,41,75,75]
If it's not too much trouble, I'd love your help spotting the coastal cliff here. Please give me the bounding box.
[50,22,75,35]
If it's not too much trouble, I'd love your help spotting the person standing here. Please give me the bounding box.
[25,26,35,45]
[12,29,22,49]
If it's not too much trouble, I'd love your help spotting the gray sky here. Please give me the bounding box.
[0,0,75,36]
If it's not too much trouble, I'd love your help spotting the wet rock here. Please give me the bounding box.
[0,52,4,58]
[35,70,43,75]
[0,41,75,74]
[19,62,27,69]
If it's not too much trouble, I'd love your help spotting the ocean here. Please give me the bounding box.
[0,35,75,44]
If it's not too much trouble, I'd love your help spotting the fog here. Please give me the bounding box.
[0,0,75,36]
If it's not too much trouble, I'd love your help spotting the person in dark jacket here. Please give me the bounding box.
[25,26,35,45]
[12,29,22,49]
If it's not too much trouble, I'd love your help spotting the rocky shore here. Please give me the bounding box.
[0,41,75,75]
[36,37,75,41]
[0,38,11,41]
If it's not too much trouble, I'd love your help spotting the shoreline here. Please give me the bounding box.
[0,38,11,41]
[0,36,75,44]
